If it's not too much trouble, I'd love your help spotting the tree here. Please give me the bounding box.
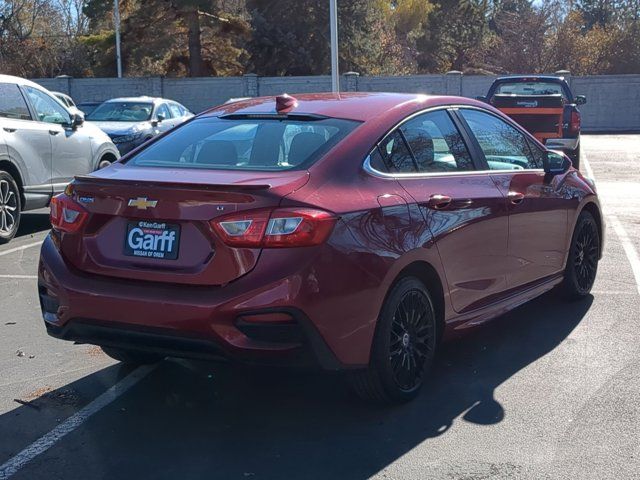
[247,0,403,76]
[416,0,490,72]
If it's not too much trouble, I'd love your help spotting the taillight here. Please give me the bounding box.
[569,110,581,134]
[211,208,337,248]
[50,194,88,234]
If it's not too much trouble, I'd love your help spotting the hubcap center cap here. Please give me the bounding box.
[402,332,411,348]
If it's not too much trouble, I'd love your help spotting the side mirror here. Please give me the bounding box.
[544,150,572,175]
[72,112,84,128]
[475,95,487,103]
[575,95,587,106]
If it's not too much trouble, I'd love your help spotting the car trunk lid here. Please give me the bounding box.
[60,164,309,286]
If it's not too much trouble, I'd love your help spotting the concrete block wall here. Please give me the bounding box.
[33,73,640,131]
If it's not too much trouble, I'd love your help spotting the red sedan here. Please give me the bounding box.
[38,93,603,403]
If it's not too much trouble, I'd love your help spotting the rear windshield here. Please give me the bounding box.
[126,116,360,171]
[495,82,567,99]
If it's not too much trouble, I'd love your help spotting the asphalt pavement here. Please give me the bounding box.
[0,135,639,480]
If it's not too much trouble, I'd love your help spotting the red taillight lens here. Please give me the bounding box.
[211,208,337,248]
[50,194,88,234]
[570,110,581,134]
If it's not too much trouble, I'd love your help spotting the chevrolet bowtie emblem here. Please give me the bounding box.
[128,197,158,210]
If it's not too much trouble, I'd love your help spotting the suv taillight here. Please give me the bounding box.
[211,208,337,248]
[569,110,581,134]
[50,194,88,234]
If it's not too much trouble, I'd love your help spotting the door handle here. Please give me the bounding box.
[508,191,525,205]
[3,127,16,133]
[49,130,61,136]
[427,194,453,210]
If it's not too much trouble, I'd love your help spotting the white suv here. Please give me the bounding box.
[0,75,120,243]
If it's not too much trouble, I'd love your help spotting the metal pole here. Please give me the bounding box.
[330,0,339,93]
[114,0,123,78]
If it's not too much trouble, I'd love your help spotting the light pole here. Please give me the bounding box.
[330,0,339,93]
[114,0,123,78]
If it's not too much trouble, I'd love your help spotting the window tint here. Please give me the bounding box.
[0,84,31,120]
[169,103,183,118]
[460,109,536,170]
[24,86,71,125]
[377,130,416,173]
[526,138,546,169]
[401,110,473,173]
[156,103,172,119]
[127,117,358,171]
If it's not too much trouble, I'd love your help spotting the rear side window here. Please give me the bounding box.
[127,116,359,171]
[400,110,473,173]
[377,130,416,173]
[0,83,31,121]
[460,109,537,170]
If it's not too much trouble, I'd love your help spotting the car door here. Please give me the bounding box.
[370,108,510,314]
[457,108,569,290]
[154,103,175,133]
[0,83,53,196]
[23,86,94,192]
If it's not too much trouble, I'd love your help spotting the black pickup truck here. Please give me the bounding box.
[478,76,587,168]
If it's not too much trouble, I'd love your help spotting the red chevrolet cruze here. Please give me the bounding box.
[38,93,603,402]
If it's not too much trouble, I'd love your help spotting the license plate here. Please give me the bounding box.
[123,220,181,260]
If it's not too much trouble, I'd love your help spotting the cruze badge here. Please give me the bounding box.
[128,197,158,210]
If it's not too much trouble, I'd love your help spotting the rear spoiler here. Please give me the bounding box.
[73,175,272,192]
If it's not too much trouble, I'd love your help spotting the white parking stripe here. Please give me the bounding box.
[0,365,156,480]
[0,275,37,279]
[0,241,43,258]
[582,150,640,295]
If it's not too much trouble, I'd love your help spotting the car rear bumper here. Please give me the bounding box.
[38,234,376,370]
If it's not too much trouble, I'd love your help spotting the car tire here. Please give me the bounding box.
[560,210,600,300]
[97,158,112,170]
[0,170,21,244]
[569,145,580,169]
[101,346,164,365]
[348,277,438,403]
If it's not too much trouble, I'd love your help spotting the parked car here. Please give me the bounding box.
[51,91,83,118]
[0,75,120,243]
[478,76,586,168]
[76,101,103,116]
[86,97,194,155]
[39,93,603,403]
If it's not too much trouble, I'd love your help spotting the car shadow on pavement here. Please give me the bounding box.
[1,291,593,479]
[15,212,50,239]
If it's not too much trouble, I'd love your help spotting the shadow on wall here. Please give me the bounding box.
[0,290,592,479]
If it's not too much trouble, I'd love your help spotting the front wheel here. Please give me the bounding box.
[561,210,600,299]
[348,277,438,403]
[0,171,21,244]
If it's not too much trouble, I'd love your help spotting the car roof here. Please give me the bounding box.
[202,92,487,123]
[494,75,566,83]
[0,74,49,90]
[104,96,160,104]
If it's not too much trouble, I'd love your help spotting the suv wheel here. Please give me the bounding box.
[561,210,600,299]
[348,277,438,403]
[0,171,21,244]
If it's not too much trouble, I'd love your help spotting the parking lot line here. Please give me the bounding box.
[0,241,43,258]
[0,365,156,480]
[582,151,640,296]
[0,275,37,280]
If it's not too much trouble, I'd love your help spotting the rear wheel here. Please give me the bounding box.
[349,277,438,403]
[561,210,600,299]
[0,171,21,244]
[101,346,164,365]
